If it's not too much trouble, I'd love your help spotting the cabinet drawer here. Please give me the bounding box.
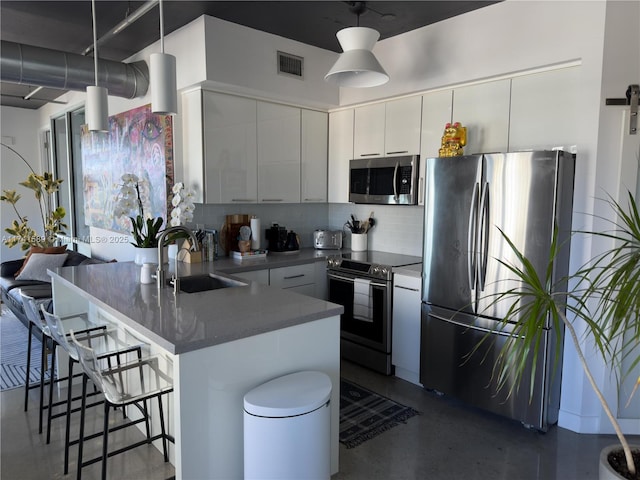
[270,263,315,289]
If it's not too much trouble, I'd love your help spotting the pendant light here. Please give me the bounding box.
[150,0,177,114]
[86,0,109,132]
[324,2,389,88]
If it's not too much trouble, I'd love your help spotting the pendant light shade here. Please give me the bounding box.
[86,0,109,132]
[86,85,109,132]
[150,52,177,114]
[151,0,177,115]
[324,27,389,88]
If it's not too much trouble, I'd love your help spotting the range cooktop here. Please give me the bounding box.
[326,250,422,281]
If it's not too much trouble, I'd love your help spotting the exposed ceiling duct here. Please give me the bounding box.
[0,40,149,100]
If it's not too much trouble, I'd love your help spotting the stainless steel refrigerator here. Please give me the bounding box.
[420,150,575,431]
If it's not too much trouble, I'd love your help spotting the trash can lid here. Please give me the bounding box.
[244,371,332,417]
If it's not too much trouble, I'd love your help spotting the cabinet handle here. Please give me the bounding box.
[284,274,305,280]
[304,198,324,202]
[394,285,420,292]
[261,199,283,202]
[232,199,256,202]
[387,150,409,155]
[360,153,380,157]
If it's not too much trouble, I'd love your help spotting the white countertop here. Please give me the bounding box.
[49,250,343,355]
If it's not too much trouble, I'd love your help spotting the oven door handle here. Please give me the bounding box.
[327,272,388,288]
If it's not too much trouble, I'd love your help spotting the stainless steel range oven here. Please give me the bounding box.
[327,251,422,375]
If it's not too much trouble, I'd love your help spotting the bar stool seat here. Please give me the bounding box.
[70,331,174,480]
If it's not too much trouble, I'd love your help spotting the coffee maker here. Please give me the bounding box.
[266,224,299,252]
[266,225,288,252]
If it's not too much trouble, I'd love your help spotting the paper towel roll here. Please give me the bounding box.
[250,217,261,250]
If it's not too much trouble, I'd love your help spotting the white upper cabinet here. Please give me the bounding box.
[328,109,354,203]
[354,103,386,158]
[353,97,422,158]
[419,90,453,205]
[257,102,301,203]
[182,90,327,205]
[181,89,206,203]
[301,110,328,203]
[509,67,580,152]
[452,79,511,155]
[384,96,423,156]
[203,92,258,204]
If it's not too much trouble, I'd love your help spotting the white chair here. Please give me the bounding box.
[41,307,146,475]
[19,291,100,436]
[70,330,174,480]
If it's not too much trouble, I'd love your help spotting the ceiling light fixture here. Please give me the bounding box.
[324,1,389,88]
[150,0,177,114]
[86,0,109,132]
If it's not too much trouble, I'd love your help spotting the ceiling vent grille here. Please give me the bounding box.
[278,51,303,79]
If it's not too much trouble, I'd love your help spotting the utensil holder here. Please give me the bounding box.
[351,233,367,252]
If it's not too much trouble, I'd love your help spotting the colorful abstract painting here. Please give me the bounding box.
[81,104,174,234]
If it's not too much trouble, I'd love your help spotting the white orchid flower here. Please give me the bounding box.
[121,173,139,183]
[171,194,182,207]
[172,182,183,194]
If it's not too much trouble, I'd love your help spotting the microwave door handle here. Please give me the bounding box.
[393,162,399,201]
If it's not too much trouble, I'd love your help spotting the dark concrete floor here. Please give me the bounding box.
[1,359,636,479]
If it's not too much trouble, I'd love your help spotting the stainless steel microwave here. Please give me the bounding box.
[349,155,420,205]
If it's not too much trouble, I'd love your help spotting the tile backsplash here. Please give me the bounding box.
[193,203,424,257]
[328,204,424,257]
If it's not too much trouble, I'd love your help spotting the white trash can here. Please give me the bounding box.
[243,371,332,480]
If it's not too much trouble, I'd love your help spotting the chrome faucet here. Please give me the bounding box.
[155,226,200,290]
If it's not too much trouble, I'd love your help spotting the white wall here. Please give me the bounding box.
[0,106,45,262]
[202,16,339,109]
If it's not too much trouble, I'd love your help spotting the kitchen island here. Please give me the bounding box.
[49,260,343,479]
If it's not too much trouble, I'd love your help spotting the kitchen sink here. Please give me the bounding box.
[173,274,246,293]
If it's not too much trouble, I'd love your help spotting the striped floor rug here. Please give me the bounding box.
[339,378,420,449]
[0,306,47,391]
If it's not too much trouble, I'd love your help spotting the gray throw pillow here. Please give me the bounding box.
[15,253,68,282]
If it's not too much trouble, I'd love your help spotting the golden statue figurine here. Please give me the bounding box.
[438,122,467,157]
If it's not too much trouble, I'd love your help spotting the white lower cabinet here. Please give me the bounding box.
[392,272,422,386]
[270,264,315,290]
[232,262,326,299]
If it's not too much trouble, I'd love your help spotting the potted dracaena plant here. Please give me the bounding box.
[475,191,640,480]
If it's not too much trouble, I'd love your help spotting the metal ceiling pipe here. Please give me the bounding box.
[0,40,149,99]
[82,0,159,56]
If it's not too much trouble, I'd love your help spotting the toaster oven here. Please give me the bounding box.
[313,230,343,250]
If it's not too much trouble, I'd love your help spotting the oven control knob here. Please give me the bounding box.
[380,267,389,277]
[372,265,380,276]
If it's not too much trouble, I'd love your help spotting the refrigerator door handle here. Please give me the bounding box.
[468,182,480,309]
[429,311,521,337]
[479,182,490,291]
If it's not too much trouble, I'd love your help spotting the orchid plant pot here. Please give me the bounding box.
[133,246,157,266]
